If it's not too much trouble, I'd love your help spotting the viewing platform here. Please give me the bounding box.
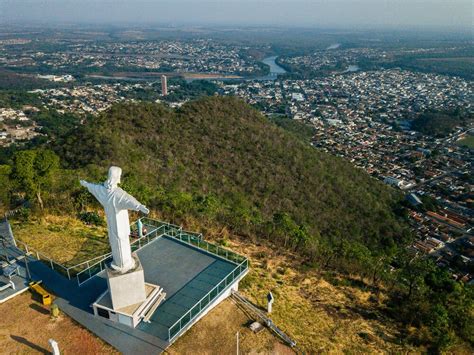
[3,217,249,353]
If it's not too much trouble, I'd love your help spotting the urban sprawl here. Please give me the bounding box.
[1,38,473,284]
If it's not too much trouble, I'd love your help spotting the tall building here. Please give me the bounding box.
[161,75,168,96]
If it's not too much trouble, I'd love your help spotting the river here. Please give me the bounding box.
[86,56,287,82]
[327,43,341,50]
[188,55,287,81]
[250,56,287,81]
[343,65,360,73]
[262,56,287,75]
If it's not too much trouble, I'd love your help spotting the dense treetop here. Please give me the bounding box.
[411,109,472,137]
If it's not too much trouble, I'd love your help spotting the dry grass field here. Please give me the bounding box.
[10,215,109,267]
[210,232,419,354]
[167,299,293,355]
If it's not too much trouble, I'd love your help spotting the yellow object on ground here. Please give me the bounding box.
[51,303,59,317]
[29,281,52,306]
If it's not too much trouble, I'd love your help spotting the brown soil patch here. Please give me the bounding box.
[0,292,117,354]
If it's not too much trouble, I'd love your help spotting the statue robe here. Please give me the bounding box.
[83,182,143,272]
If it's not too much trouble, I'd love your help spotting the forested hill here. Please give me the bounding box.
[57,96,409,258]
[4,96,472,351]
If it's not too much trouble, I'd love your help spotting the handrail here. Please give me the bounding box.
[76,222,170,285]
[14,238,114,280]
[8,217,209,283]
[69,252,112,268]
[168,258,248,341]
[76,219,246,288]
[171,232,244,265]
[15,239,72,278]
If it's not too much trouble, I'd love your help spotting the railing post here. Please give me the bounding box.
[67,269,71,280]
[50,259,54,270]
[36,251,39,260]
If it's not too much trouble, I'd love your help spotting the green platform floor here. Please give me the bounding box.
[136,236,236,340]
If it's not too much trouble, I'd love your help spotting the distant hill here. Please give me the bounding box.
[57,96,408,258]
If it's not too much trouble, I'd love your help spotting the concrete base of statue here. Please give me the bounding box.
[92,253,166,328]
[106,254,146,310]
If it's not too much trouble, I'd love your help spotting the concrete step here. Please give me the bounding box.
[143,292,167,323]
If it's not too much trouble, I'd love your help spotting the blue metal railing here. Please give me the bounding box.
[74,217,249,343]
[168,258,248,341]
[76,218,206,286]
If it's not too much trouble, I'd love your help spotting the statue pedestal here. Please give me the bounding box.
[92,253,166,328]
[106,254,146,310]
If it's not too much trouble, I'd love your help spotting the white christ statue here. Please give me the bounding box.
[80,166,149,273]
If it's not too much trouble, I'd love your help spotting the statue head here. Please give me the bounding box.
[104,166,122,189]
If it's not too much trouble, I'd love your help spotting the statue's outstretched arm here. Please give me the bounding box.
[117,191,150,214]
[139,205,150,214]
[79,180,104,203]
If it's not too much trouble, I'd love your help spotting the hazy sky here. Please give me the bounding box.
[1,0,472,30]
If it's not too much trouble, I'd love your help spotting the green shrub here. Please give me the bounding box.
[78,211,104,226]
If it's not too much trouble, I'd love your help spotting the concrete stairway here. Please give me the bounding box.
[138,286,167,324]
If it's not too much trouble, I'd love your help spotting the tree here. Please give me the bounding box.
[398,255,434,301]
[0,164,12,210]
[389,254,474,351]
[11,149,59,210]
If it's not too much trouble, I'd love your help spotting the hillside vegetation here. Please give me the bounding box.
[2,97,472,352]
[56,97,408,259]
